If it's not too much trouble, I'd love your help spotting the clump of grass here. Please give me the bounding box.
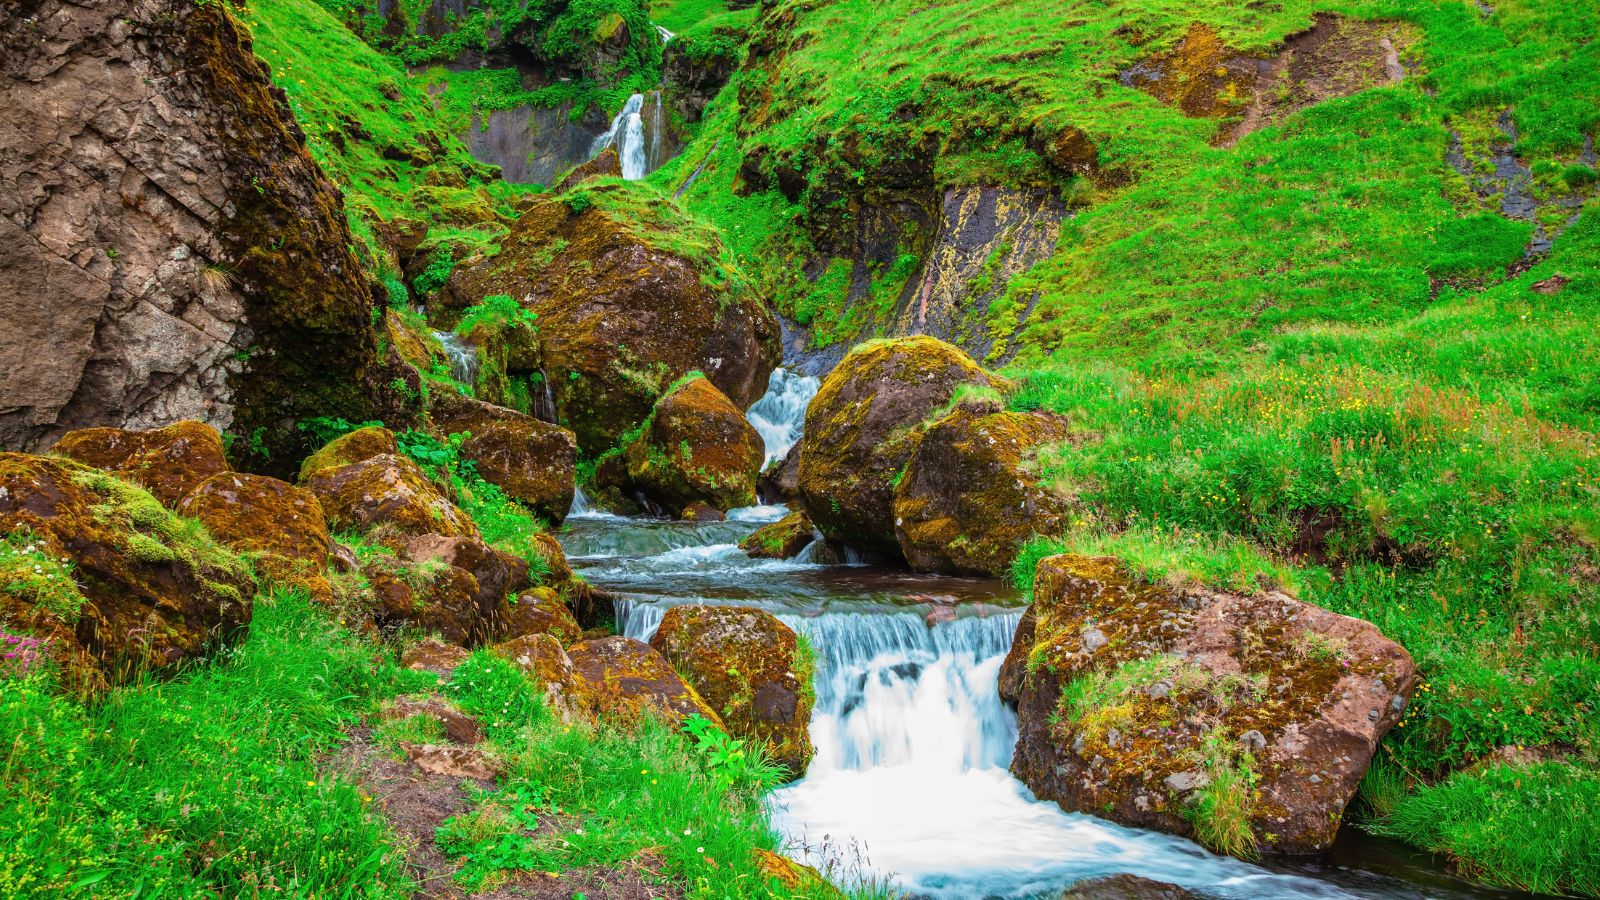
[0,530,84,623]
[1184,737,1259,861]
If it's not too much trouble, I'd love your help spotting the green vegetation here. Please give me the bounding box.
[456,294,539,336]
[0,531,84,624]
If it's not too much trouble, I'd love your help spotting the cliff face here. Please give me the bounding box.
[0,0,386,470]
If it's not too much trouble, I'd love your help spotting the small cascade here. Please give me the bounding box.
[648,90,665,173]
[746,368,821,467]
[656,24,675,43]
[432,331,479,387]
[530,369,559,424]
[590,93,649,180]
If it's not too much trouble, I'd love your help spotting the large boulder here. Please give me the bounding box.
[297,426,399,484]
[1000,555,1419,857]
[307,454,479,539]
[566,636,725,729]
[893,402,1075,575]
[430,393,577,524]
[444,189,780,455]
[650,605,814,777]
[52,421,229,507]
[495,632,598,724]
[757,442,801,504]
[359,534,528,646]
[0,0,392,468]
[401,533,531,634]
[739,510,816,560]
[622,376,764,514]
[798,337,1002,551]
[0,453,253,689]
[501,587,582,646]
[176,471,332,596]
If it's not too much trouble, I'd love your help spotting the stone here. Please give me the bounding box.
[495,632,599,724]
[739,510,816,560]
[682,502,726,522]
[401,637,471,676]
[404,743,499,780]
[650,604,814,777]
[622,376,764,513]
[176,470,332,597]
[298,427,400,484]
[382,695,486,745]
[567,636,724,729]
[757,442,802,504]
[501,587,582,646]
[307,454,479,539]
[430,393,577,523]
[799,337,1003,552]
[1001,554,1419,857]
[52,421,229,507]
[0,0,388,466]
[393,533,532,644]
[1061,874,1197,899]
[893,402,1076,575]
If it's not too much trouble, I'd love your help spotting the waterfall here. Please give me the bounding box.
[590,93,648,181]
[746,368,821,467]
[649,90,665,173]
[433,331,478,387]
[656,24,675,43]
[531,368,559,424]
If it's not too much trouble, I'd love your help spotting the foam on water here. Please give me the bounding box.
[747,368,820,467]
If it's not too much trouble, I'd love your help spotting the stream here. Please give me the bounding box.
[555,371,1520,900]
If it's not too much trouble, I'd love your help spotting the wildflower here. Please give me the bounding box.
[696,847,705,854]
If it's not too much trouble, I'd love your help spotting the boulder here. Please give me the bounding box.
[176,471,332,597]
[382,695,486,745]
[893,403,1075,575]
[369,564,484,647]
[430,394,577,524]
[798,337,1002,551]
[757,442,801,503]
[566,636,724,729]
[1001,555,1418,857]
[739,510,815,560]
[0,453,253,689]
[393,533,533,644]
[52,421,229,506]
[1061,875,1197,899]
[298,427,399,484]
[501,587,582,646]
[650,605,814,777]
[0,0,388,467]
[495,632,598,724]
[623,376,764,514]
[444,191,780,455]
[401,637,471,676]
[307,453,479,539]
[554,146,622,191]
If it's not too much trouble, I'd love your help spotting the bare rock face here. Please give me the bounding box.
[0,0,388,469]
[1000,555,1418,857]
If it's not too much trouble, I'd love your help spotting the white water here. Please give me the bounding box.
[590,93,649,181]
[656,24,675,43]
[746,368,821,467]
[433,331,479,387]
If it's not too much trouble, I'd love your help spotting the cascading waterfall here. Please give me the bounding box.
[432,331,478,387]
[590,93,649,181]
[656,24,675,43]
[746,367,821,467]
[649,90,665,174]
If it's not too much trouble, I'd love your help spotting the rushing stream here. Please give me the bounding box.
[556,371,1517,900]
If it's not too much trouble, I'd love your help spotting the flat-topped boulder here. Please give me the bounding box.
[52,421,229,507]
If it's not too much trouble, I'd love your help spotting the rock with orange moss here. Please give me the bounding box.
[0,453,253,689]
[528,531,613,628]
[798,337,1004,553]
[297,427,399,484]
[385,309,443,373]
[893,402,1075,576]
[1001,554,1418,857]
[391,533,532,644]
[177,471,332,598]
[753,849,839,895]
[739,510,815,560]
[622,376,763,514]
[307,454,479,539]
[52,421,229,507]
[650,604,814,777]
[567,636,724,729]
[495,632,598,724]
[430,394,577,524]
[501,586,582,646]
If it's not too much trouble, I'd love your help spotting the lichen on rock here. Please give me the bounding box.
[307,453,479,539]
[739,510,816,560]
[566,635,724,729]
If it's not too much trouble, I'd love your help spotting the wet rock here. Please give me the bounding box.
[0,0,389,466]
[0,453,253,690]
[444,191,779,455]
[758,442,802,503]
[177,471,332,598]
[297,427,400,484]
[740,510,816,560]
[893,402,1075,575]
[1001,554,1418,856]
[753,848,839,895]
[307,454,479,539]
[554,146,622,191]
[430,394,577,524]
[1061,874,1197,899]
[52,421,229,507]
[682,502,727,523]
[799,337,1003,553]
[650,604,814,777]
[495,632,598,724]
[401,637,471,676]
[622,376,764,513]
[501,587,582,646]
[567,636,724,729]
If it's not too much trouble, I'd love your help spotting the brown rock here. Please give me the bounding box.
[622,376,764,513]
[370,565,484,647]
[383,695,486,745]
[682,502,726,522]
[307,454,479,539]
[403,743,499,780]
[177,471,330,583]
[739,510,815,560]
[430,394,577,524]
[495,632,598,724]
[401,637,471,676]
[651,605,814,777]
[391,533,532,644]
[757,442,802,504]
[52,421,229,506]
[1061,874,1197,899]
[298,427,399,484]
[554,146,622,191]
[502,587,582,646]
[567,636,724,729]
[753,848,839,895]
[798,337,1003,552]
[1002,555,1418,857]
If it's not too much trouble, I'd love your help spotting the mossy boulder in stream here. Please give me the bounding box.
[739,510,816,560]
[567,636,725,729]
[53,421,230,507]
[1000,554,1419,857]
[798,337,1003,553]
[893,402,1076,576]
[622,376,764,515]
[650,604,815,777]
[0,453,253,691]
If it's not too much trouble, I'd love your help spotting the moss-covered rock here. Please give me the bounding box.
[444,193,780,455]
[622,376,763,514]
[798,337,1003,552]
[0,453,253,690]
[739,510,815,560]
[893,403,1075,575]
[52,421,230,507]
[502,586,582,646]
[307,453,479,539]
[297,426,399,484]
[398,533,532,644]
[567,635,725,729]
[1001,554,1419,857]
[177,471,332,599]
[385,308,444,373]
[430,393,577,524]
[495,632,598,724]
[650,604,814,777]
